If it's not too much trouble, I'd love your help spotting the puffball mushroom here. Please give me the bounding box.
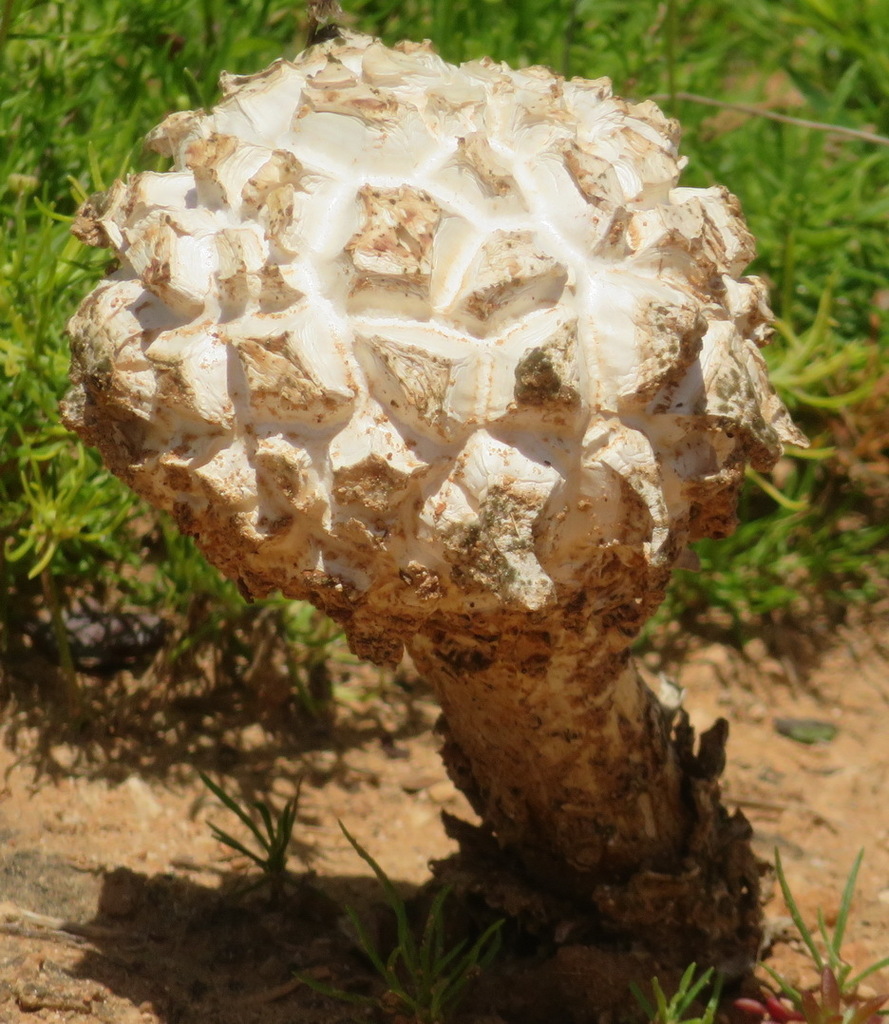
[65,30,804,956]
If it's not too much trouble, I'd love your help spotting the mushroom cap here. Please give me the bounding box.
[65,31,804,661]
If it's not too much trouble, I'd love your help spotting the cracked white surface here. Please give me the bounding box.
[65,30,803,660]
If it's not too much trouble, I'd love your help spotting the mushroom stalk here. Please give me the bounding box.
[408,611,761,960]
[409,618,688,882]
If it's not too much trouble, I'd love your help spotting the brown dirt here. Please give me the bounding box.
[1,612,888,1024]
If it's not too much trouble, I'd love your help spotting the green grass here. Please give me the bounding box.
[1,0,887,690]
[632,963,723,1024]
[300,821,503,1024]
[736,851,889,1024]
[199,770,304,902]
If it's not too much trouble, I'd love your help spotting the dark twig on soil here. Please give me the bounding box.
[231,978,305,1007]
[0,900,144,946]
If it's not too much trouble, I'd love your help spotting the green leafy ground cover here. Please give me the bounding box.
[1,0,886,692]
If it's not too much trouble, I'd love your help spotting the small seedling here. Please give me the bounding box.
[199,771,302,902]
[769,849,889,999]
[737,966,888,1024]
[797,968,887,1024]
[631,963,723,1024]
[735,850,889,1024]
[300,821,503,1024]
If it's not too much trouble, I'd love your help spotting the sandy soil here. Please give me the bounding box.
[1,611,888,1023]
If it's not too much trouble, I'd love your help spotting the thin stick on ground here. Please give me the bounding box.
[651,91,889,147]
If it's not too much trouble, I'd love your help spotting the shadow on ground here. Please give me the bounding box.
[0,635,435,818]
[0,841,698,1024]
[0,839,412,1024]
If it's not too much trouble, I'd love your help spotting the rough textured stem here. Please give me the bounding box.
[409,612,688,884]
[409,607,762,965]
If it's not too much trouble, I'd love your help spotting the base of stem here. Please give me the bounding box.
[432,714,762,972]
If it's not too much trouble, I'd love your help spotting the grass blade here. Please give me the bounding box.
[833,850,864,955]
[775,849,824,970]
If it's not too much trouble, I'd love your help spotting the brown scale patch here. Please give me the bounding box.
[455,133,519,196]
[236,333,353,423]
[242,149,305,207]
[347,185,441,278]
[562,143,625,207]
[303,67,399,124]
[71,193,115,248]
[460,231,567,328]
[331,452,415,514]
